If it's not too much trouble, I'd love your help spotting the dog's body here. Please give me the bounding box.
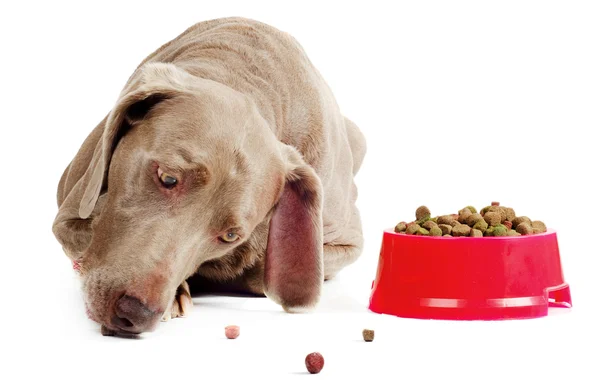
[53,17,366,334]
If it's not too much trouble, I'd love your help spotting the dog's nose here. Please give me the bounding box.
[112,295,160,333]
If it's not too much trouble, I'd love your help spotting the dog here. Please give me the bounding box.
[52,17,366,336]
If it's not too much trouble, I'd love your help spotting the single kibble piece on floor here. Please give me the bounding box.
[516,223,534,235]
[484,211,501,226]
[452,224,471,237]
[305,352,325,374]
[225,325,240,339]
[362,329,375,342]
[429,226,443,236]
[394,222,407,233]
[406,223,420,235]
[415,206,431,221]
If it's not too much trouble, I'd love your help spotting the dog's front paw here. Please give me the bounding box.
[161,281,193,322]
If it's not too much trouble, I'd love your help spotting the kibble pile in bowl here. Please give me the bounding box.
[394,202,547,237]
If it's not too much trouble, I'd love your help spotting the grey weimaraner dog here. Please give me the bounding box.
[52,17,366,336]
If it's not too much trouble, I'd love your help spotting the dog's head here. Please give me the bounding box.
[61,63,324,333]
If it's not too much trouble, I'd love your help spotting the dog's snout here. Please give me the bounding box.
[112,295,160,333]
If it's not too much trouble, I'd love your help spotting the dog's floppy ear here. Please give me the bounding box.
[264,145,324,312]
[78,63,194,219]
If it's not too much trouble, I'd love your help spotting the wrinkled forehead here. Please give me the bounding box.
[144,93,281,172]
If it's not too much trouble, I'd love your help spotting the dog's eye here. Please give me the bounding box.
[219,232,239,243]
[158,168,178,188]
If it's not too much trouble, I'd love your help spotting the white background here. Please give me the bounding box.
[1,1,599,379]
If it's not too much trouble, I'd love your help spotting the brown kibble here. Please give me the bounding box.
[429,226,443,236]
[422,220,438,230]
[466,213,483,227]
[225,325,240,339]
[449,220,462,227]
[532,221,547,233]
[512,216,532,228]
[487,206,507,222]
[437,215,455,225]
[458,209,472,224]
[396,204,546,239]
[305,352,325,374]
[362,329,375,342]
[439,224,453,235]
[516,223,534,235]
[470,229,483,237]
[394,222,407,233]
[451,224,471,237]
[405,223,420,235]
[502,207,516,222]
[415,206,431,221]
[484,212,502,226]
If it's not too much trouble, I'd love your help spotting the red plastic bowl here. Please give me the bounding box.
[368,229,572,320]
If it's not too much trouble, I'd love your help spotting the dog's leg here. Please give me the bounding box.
[322,208,364,280]
[323,243,363,280]
[161,281,193,321]
[344,117,366,176]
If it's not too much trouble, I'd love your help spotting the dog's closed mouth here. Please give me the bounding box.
[101,325,142,339]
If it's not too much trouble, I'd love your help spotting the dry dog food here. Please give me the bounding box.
[305,352,325,374]
[225,325,240,339]
[362,329,375,342]
[394,202,547,237]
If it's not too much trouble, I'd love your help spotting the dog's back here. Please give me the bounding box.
[131,17,365,248]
